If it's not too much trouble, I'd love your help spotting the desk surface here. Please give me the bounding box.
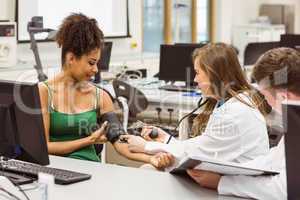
[25,156,245,200]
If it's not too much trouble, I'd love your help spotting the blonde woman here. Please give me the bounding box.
[185,47,300,200]
[121,43,271,167]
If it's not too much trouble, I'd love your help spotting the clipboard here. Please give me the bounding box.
[169,155,280,176]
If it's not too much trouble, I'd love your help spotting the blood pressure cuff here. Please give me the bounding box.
[100,112,125,144]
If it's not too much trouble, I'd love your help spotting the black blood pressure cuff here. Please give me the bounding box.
[100,112,126,144]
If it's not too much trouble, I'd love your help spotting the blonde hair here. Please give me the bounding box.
[191,43,271,136]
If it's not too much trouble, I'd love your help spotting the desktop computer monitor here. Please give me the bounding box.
[0,80,49,165]
[280,34,300,50]
[174,42,208,47]
[159,44,203,86]
[283,101,300,199]
[94,41,113,83]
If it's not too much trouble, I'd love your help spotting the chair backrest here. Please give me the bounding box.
[112,80,148,118]
[280,34,300,50]
[244,42,280,66]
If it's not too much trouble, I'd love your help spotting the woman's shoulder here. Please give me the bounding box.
[38,80,52,93]
[215,92,257,118]
[225,92,266,123]
[93,84,114,112]
[226,92,256,109]
[37,81,53,105]
[38,79,55,89]
[90,84,113,100]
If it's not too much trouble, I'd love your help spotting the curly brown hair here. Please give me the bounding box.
[56,13,104,65]
[252,47,300,95]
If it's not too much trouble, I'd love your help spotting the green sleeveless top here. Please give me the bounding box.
[44,82,101,162]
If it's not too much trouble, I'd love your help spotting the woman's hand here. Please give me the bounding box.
[186,169,221,190]
[141,126,169,143]
[119,135,147,153]
[90,121,108,144]
[150,152,174,169]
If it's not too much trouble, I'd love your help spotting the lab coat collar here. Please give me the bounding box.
[213,92,251,112]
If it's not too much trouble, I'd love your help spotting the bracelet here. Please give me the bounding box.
[166,135,173,144]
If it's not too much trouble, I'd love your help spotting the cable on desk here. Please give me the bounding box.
[0,187,21,200]
[15,184,30,200]
[0,157,30,200]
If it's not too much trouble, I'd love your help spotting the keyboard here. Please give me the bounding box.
[0,170,35,185]
[159,85,198,93]
[0,159,91,185]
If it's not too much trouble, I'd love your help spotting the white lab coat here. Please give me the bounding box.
[218,137,286,200]
[144,92,270,165]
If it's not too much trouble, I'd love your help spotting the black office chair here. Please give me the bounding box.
[112,79,148,130]
[280,34,300,50]
[244,41,280,66]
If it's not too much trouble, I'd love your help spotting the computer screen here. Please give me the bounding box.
[159,44,203,85]
[174,43,208,47]
[280,34,300,50]
[94,42,113,83]
[283,101,300,199]
[0,100,17,158]
[0,80,49,165]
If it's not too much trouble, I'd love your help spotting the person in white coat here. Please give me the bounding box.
[121,43,271,167]
[185,47,300,200]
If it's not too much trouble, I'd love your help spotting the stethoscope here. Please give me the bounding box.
[174,97,209,132]
[174,96,226,132]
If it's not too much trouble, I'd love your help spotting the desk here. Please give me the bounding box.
[24,155,246,200]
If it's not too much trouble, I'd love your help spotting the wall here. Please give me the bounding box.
[0,0,10,20]
[214,0,262,43]
[2,0,299,62]
[214,0,300,43]
[261,0,300,33]
[0,0,143,64]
